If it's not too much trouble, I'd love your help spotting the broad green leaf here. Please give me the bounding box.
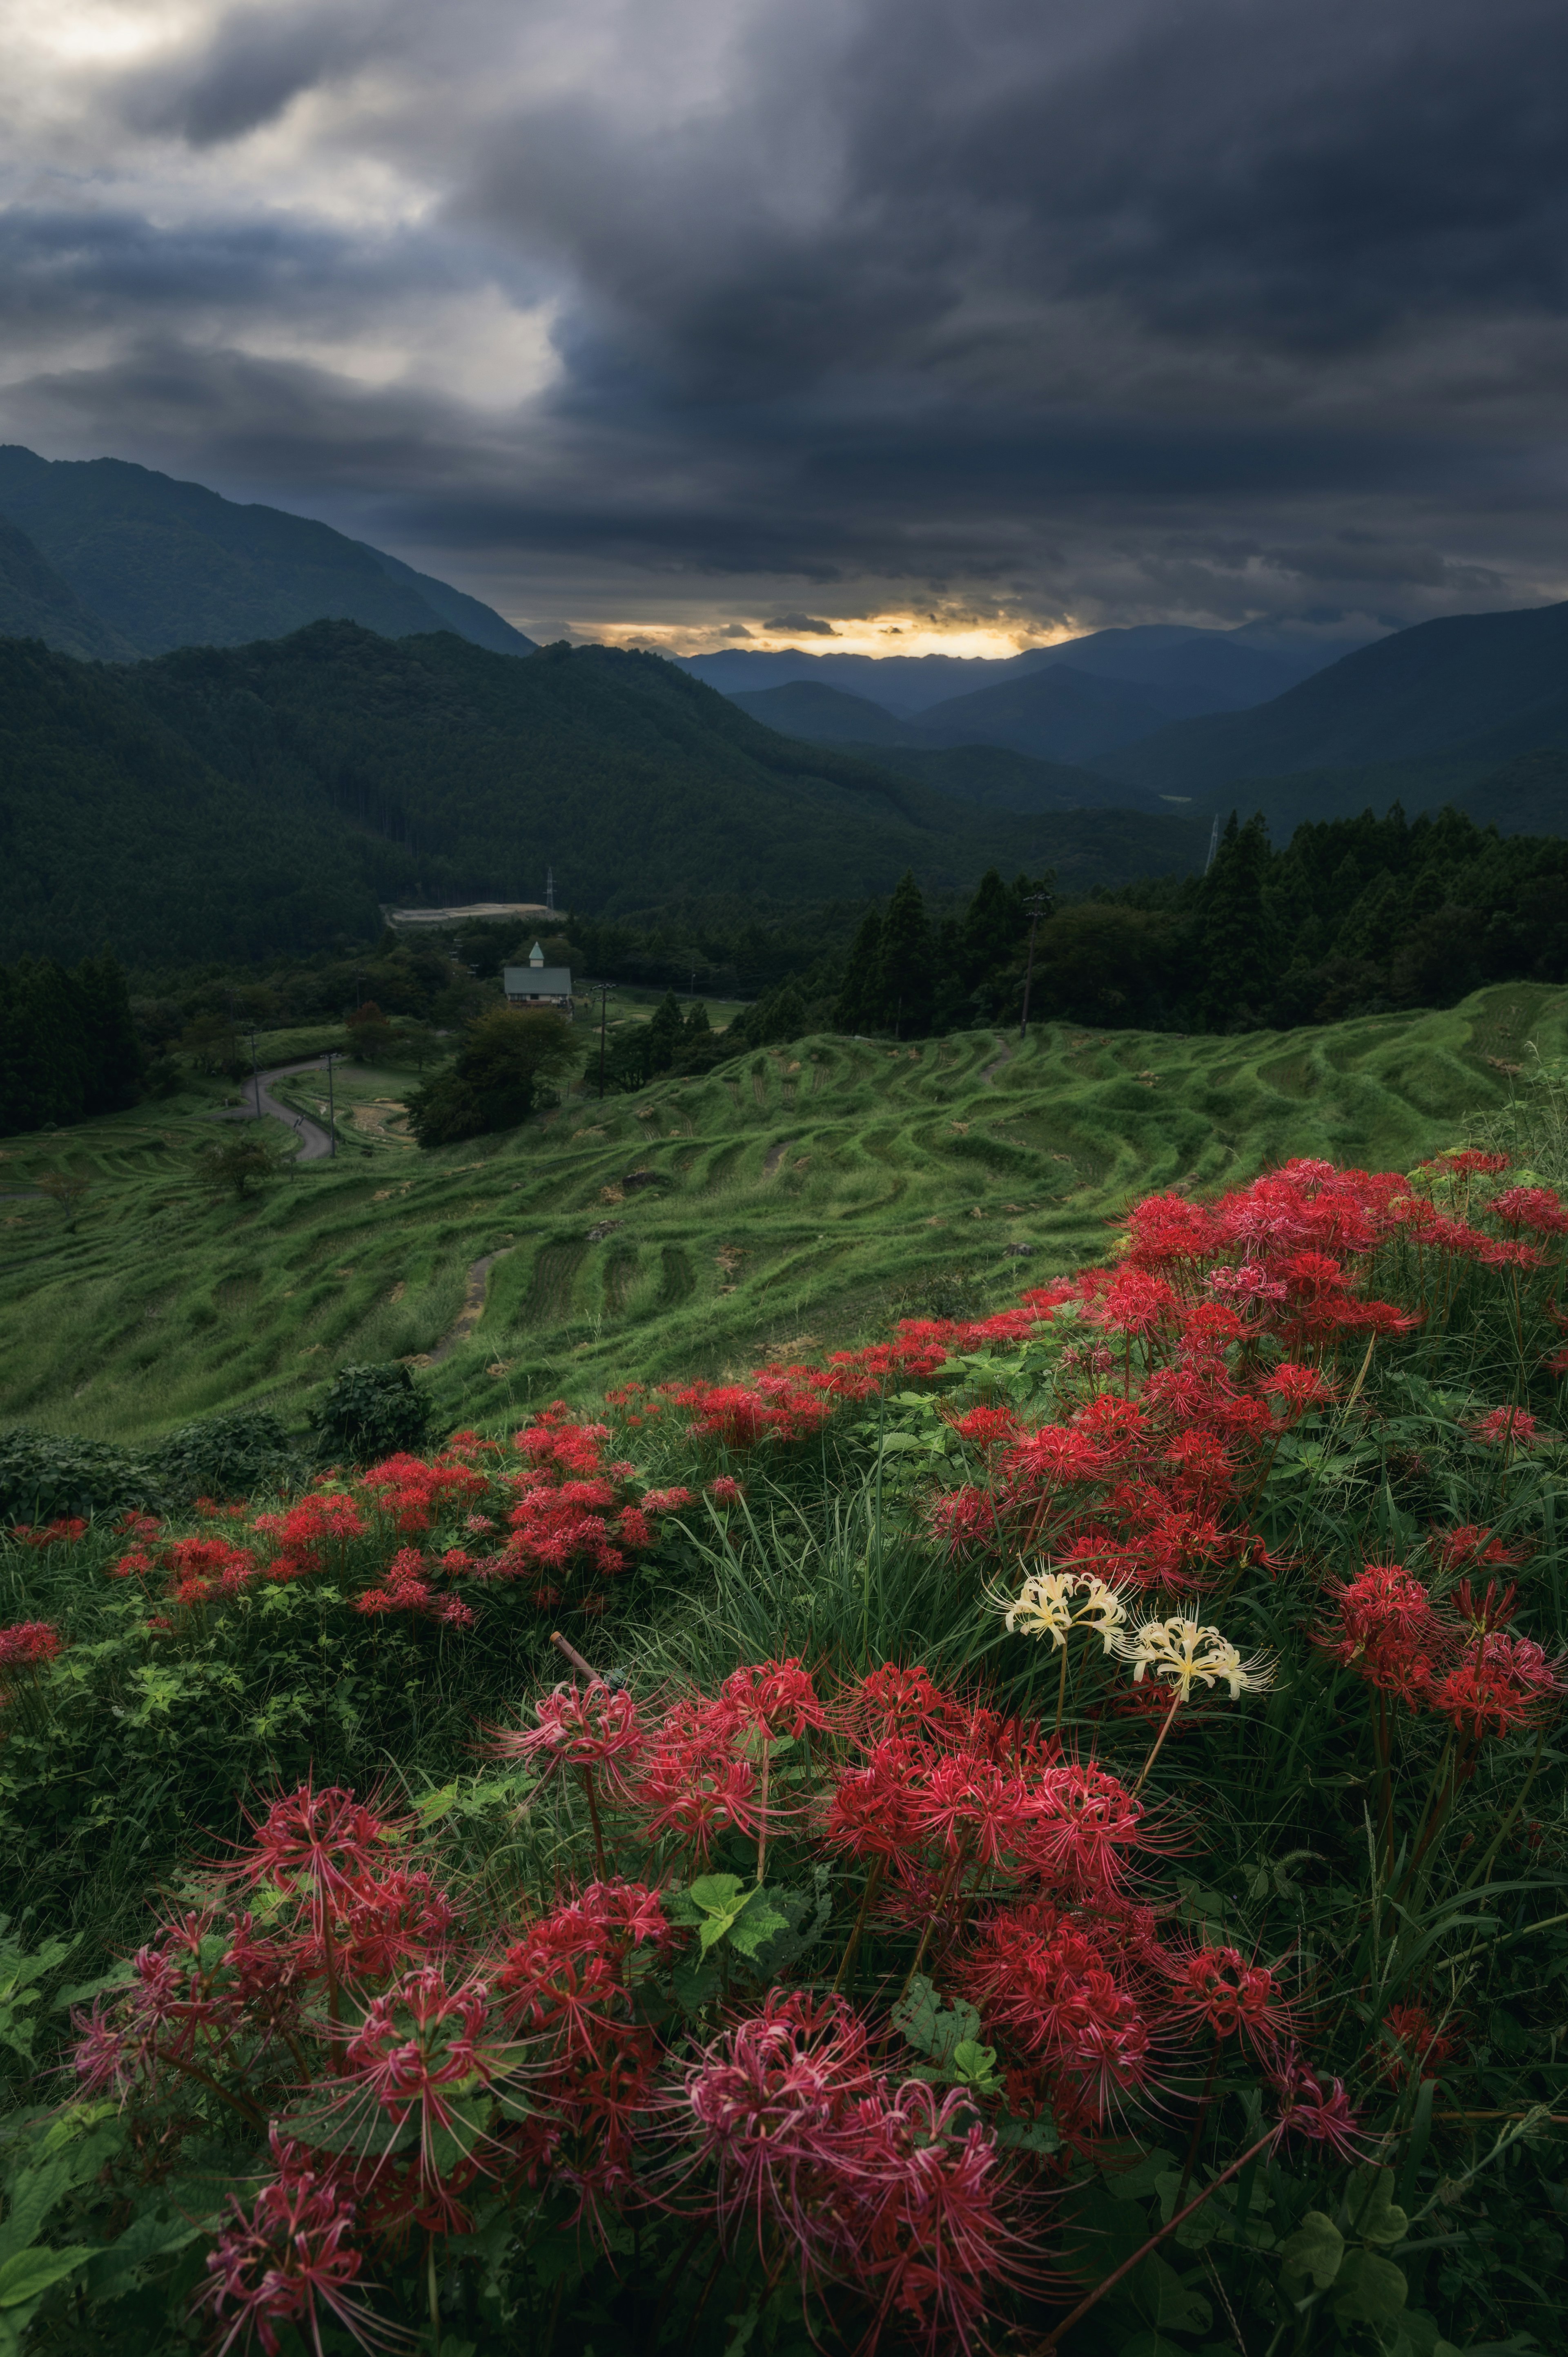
[688,1874,747,1915]
[1279,2210,1345,2294]
[891,1975,984,2066]
[725,1892,791,1960]
[1349,2165,1410,2247]
[0,2245,98,2308]
[947,2040,1002,2092]
[996,2113,1060,2155]
[1139,2255,1210,2334]
[1332,2248,1408,2325]
[85,2209,203,2304]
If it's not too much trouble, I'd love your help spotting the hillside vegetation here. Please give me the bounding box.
[0,442,535,658]
[1,982,1559,1447]
[0,627,1205,961]
[1100,595,1568,791]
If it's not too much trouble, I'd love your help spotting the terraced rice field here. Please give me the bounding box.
[1,981,1561,1442]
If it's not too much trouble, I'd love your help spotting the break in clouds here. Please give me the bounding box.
[2,0,1567,643]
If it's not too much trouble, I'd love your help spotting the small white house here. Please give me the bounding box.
[503,942,574,1015]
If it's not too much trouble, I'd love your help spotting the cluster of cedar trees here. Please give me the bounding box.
[0,953,144,1139]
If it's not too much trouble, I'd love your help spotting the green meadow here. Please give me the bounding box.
[2,979,1562,1443]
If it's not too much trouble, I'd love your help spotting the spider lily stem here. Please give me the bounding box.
[1132,1689,1183,1794]
[1029,2125,1278,2353]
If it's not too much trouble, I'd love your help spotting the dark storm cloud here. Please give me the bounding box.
[7,0,1568,630]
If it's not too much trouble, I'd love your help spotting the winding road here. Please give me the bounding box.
[210,1059,338,1162]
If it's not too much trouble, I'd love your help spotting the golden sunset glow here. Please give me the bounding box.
[592,612,1088,660]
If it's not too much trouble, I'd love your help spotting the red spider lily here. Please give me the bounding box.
[1490,1184,1568,1235]
[358,1451,488,1534]
[496,1881,673,2051]
[1470,1406,1541,1448]
[353,1544,433,1617]
[1024,1761,1149,1893]
[1376,2002,1461,2085]
[327,1869,460,1982]
[235,1784,399,1938]
[640,1486,694,1514]
[664,1370,835,1447]
[1421,1149,1510,1178]
[1261,1363,1335,1416]
[831,1662,971,1748]
[197,2134,388,2357]
[0,1619,63,1669]
[1452,1578,1519,1634]
[1432,1637,1567,1740]
[961,1900,1157,2117]
[492,1679,648,1799]
[948,1403,1022,1451]
[1316,1563,1452,1708]
[681,1991,1031,2355]
[1165,1943,1294,2056]
[718,1656,826,1742]
[706,1474,744,1503]
[324,1967,518,2225]
[1270,2052,1365,2160]
[1432,1525,1532,1573]
[630,1695,763,1860]
[11,1516,88,1548]
[254,1494,366,1551]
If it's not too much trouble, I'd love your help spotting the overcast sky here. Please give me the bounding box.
[3,0,1566,653]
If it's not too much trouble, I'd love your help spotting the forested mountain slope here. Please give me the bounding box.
[0,627,1205,962]
[1100,598,1568,792]
[0,445,535,659]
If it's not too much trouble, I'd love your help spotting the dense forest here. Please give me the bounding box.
[0,952,144,1137]
[0,627,1201,963]
[1025,802,1568,1031]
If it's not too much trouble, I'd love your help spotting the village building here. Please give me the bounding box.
[503,942,574,1015]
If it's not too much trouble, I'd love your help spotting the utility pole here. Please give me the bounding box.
[248,1030,261,1118]
[582,981,610,1099]
[1018,891,1050,1041]
[322,1051,341,1157]
[546,865,556,913]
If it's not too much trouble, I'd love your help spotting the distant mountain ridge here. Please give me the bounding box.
[1096,600,1568,793]
[0,445,536,662]
[731,660,1288,769]
[679,623,1361,715]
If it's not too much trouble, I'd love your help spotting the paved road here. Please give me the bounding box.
[211,1059,338,1162]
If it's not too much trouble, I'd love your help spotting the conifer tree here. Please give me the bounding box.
[646,990,684,1074]
[873,870,934,1037]
[1196,812,1279,1030]
[833,906,884,1031]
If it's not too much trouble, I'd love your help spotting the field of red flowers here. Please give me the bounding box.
[2,1149,1566,2356]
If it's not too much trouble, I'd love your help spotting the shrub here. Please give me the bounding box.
[308,1362,432,1465]
[148,1407,302,1506]
[0,1425,163,1525]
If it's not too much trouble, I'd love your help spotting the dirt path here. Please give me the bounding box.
[425,1248,516,1365]
[762,1138,794,1176]
[981,1034,1016,1084]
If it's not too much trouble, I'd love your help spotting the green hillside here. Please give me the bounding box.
[0,626,1205,962]
[0,981,1557,1446]
[1100,595,1568,792]
[0,516,135,662]
[0,444,535,658]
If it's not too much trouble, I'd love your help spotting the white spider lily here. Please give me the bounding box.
[1002,1569,1131,1653]
[1116,1615,1276,1701]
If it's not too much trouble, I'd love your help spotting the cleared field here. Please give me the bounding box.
[1,982,1561,1442]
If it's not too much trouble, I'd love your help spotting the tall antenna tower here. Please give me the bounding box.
[546,865,555,912]
[1204,816,1220,874]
